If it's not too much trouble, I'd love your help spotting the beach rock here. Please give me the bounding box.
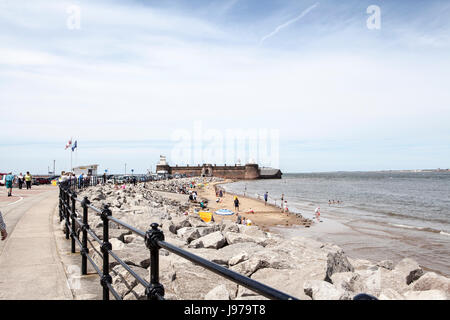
[111,265,149,298]
[188,216,208,228]
[177,227,201,243]
[204,284,231,300]
[240,267,325,300]
[213,243,265,265]
[229,252,249,266]
[353,269,382,297]
[403,290,447,300]
[411,272,450,296]
[304,280,350,300]
[393,258,424,285]
[325,251,354,282]
[167,258,238,300]
[197,226,216,237]
[188,231,227,250]
[377,260,395,270]
[378,288,405,300]
[225,232,264,246]
[331,272,361,292]
[229,257,268,277]
[170,216,192,233]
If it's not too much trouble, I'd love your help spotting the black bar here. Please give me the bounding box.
[81,196,90,275]
[71,192,77,254]
[64,190,70,240]
[101,205,112,300]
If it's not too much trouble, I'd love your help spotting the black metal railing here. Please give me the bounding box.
[59,181,377,301]
[59,181,298,300]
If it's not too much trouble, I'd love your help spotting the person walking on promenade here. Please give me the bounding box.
[5,172,14,197]
[25,171,32,189]
[0,210,7,240]
[264,192,268,206]
[17,172,24,189]
[234,196,240,213]
[280,194,284,212]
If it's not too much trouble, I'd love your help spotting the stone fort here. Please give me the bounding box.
[155,156,282,180]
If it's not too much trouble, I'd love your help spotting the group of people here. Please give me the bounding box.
[328,200,343,206]
[235,213,252,226]
[4,172,33,197]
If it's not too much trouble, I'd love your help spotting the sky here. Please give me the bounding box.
[0,0,449,174]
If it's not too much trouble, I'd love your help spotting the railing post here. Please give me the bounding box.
[100,205,112,300]
[59,186,63,222]
[64,188,70,240]
[144,223,165,300]
[81,196,90,275]
[71,191,77,254]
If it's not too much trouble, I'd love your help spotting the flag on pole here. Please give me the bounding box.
[72,140,78,151]
[65,138,72,150]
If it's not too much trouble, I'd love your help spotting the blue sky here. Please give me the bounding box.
[1,0,449,174]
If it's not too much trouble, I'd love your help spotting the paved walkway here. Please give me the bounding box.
[0,186,73,299]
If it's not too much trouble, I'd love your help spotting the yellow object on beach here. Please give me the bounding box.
[198,211,212,223]
[51,180,57,186]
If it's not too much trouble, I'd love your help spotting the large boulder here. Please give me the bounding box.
[177,227,201,243]
[111,264,149,298]
[188,231,227,250]
[205,284,231,300]
[225,232,264,246]
[411,272,450,297]
[239,267,325,300]
[331,272,361,292]
[304,280,350,300]
[393,258,424,285]
[403,290,447,300]
[325,251,354,282]
[166,258,238,300]
[378,288,405,300]
[229,257,268,277]
[170,216,192,233]
[213,243,266,265]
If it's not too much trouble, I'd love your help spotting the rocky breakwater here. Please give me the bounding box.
[64,181,450,300]
[143,177,224,193]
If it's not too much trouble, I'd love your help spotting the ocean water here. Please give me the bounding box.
[223,172,450,276]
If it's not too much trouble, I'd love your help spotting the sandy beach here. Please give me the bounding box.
[193,180,313,232]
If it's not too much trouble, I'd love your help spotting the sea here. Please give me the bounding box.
[222,171,450,276]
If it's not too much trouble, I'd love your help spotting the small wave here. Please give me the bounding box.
[388,223,448,235]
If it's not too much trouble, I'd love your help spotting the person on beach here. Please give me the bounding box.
[264,192,268,206]
[25,172,32,189]
[283,200,289,214]
[236,213,242,224]
[315,207,321,221]
[242,217,246,226]
[0,210,7,240]
[5,172,14,197]
[234,196,240,213]
[219,189,223,197]
[18,173,24,189]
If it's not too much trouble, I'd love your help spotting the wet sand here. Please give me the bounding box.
[194,180,313,232]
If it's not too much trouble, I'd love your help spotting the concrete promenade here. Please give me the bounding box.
[0,185,73,299]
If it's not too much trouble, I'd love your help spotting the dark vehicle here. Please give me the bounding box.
[33,177,51,185]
